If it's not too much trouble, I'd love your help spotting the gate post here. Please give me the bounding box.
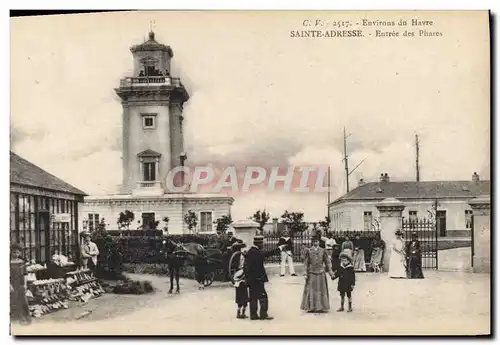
[469,195,490,273]
[375,198,405,271]
[230,219,260,249]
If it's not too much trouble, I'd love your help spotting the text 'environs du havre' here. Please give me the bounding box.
[290,18,442,38]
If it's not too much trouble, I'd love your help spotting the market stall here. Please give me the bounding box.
[25,255,105,318]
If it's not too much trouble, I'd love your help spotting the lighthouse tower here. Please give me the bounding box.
[80,31,233,234]
[115,31,188,196]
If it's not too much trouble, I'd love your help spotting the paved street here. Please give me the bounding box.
[12,270,490,336]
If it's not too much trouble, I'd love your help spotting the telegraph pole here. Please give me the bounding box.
[415,134,420,182]
[327,166,331,205]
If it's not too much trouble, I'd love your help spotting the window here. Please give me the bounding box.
[141,213,156,230]
[363,211,373,231]
[142,114,156,129]
[145,66,156,76]
[199,212,213,233]
[88,213,99,231]
[143,162,157,181]
[465,210,473,230]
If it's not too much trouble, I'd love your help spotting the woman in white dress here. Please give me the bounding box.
[388,230,407,279]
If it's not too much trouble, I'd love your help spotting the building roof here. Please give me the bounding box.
[130,31,174,57]
[330,180,490,206]
[10,151,87,196]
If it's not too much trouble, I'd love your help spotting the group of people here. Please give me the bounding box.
[388,230,425,279]
[229,232,358,319]
[229,229,425,319]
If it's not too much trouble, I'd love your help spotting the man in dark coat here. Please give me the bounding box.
[244,235,281,320]
[406,232,424,279]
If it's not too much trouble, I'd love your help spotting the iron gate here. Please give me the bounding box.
[401,218,438,269]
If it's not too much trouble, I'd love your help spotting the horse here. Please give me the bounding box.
[161,239,209,293]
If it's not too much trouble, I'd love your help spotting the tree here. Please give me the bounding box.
[318,216,331,232]
[280,211,308,235]
[162,216,170,233]
[214,214,233,234]
[184,210,198,233]
[251,209,270,233]
[117,210,135,230]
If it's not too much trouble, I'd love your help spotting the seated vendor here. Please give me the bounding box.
[46,251,66,279]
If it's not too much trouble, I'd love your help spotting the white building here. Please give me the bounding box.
[80,31,233,234]
[328,172,490,237]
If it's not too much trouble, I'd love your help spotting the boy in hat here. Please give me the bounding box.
[331,250,356,312]
[244,235,283,320]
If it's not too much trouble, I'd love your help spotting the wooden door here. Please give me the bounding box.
[436,210,447,237]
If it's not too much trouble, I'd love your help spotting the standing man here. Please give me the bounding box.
[80,232,99,276]
[277,229,296,277]
[321,231,337,260]
[244,235,282,320]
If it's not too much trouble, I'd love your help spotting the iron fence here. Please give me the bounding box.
[401,218,438,269]
[262,230,382,264]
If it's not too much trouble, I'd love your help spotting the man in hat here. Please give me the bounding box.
[10,242,31,325]
[277,229,296,277]
[244,235,282,320]
[221,230,244,281]
[80,231,99,276]
[406,232,424,279]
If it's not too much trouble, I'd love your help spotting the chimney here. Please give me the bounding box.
[272,218,278,232]
[379,173,385,183]
[379,173,390,183]
[358,178,365,186]
[472,172,480,182]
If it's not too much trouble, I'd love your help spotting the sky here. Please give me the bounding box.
[10,11,490,221]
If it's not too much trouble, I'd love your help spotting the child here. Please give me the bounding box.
[232,245,249,319]
[331,250,356,312]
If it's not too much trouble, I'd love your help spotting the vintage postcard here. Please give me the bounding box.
[9,10,490,336]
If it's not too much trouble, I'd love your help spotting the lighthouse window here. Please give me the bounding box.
[143,162,156,181]
[142,114,156,129]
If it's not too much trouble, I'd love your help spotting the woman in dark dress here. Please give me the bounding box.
[10,243,31,325]
[406,232,424,279]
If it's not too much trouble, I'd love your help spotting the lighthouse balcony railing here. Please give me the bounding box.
[120,76,182,87]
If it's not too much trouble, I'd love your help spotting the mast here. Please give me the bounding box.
[342,127,366,193]
[343,127,350,192]
[415,134,420,181]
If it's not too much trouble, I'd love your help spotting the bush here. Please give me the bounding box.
[97,233,221,265]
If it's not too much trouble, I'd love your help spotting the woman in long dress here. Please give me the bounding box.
[352,234,366,272]
[300,235,335,313]
[370,237,385,272]
[388,230,407,279]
